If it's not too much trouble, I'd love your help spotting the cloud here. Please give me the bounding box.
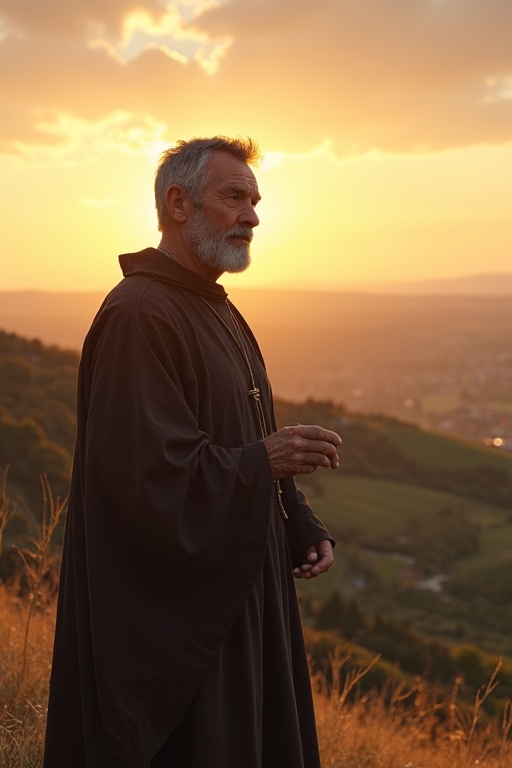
[0,0,166,39]
[188,0,512,152]
[4,109,169,165]
[0,0,511,159]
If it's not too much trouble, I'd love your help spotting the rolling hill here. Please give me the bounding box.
[1,329,511,665]
[1,286,511,447]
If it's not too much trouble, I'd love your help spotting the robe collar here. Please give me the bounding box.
[119,247,228,303]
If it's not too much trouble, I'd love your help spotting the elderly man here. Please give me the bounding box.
[44,136,341,768]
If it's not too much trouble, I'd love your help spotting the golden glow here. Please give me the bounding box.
[1,0,511,291]
[225,142,512,290]
[2,139,512,292]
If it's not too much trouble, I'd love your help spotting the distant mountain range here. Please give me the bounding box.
[275,273,512,295]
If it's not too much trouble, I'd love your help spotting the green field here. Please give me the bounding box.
[296,462,512,658]
[361,418,512,476]
[302,473,511,542]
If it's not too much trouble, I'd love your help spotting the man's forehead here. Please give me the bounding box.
[206,150,259,190]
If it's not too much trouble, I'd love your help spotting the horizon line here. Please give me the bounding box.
[2,271,512,295]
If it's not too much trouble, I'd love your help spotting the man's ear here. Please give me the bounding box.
[164,184,191,223]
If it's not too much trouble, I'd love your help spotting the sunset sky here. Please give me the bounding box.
[1,0,511,292]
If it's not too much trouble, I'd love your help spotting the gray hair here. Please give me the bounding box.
[154,136,261,231]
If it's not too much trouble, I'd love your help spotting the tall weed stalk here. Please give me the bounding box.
[13,475,66,700]
[0,465,16,557]
[314,651,512,768]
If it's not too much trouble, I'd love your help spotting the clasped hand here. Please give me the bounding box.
[263,424,342,480]
[293,540,334,580]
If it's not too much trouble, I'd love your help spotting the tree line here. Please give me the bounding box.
[307,589,512,717]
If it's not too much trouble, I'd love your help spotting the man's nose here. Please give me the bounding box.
[240,205,259,228]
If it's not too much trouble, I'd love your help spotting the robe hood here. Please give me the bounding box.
[119,247,228,303]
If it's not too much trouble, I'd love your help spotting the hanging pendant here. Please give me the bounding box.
[201,298,288,520]
[274,479,288,519]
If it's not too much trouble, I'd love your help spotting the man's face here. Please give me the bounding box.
[183,151,261,275]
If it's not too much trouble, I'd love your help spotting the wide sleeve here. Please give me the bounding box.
[262,384,335,568]
[279,475,335,568]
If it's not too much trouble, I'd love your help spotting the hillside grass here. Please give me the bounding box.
[1,583,511,768]
[0,583,54,767]
[367,419,512,476]
[297,471,512,658]
[303,473,511,543]
[453,525,512,577]
[1,468,512,767]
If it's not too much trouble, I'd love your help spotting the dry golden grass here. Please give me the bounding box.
[0,477,511,768]
[1,476,63,768]
[0,582,54,767]
[1,589,511,768]
[314,649,512,768]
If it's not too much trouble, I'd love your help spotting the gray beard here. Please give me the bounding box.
[185,209,252,274]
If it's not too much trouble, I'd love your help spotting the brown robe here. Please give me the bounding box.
[43,249,331,768]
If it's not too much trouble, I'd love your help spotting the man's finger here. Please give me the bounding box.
[286,424,342,447]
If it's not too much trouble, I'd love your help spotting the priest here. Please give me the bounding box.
[44,136,342,768]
